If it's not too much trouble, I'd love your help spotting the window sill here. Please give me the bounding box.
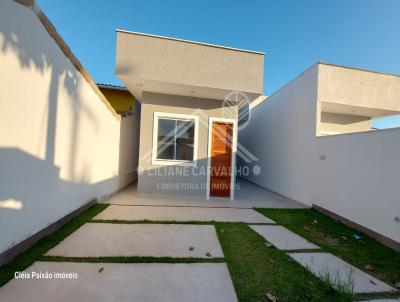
[151,159,198,167]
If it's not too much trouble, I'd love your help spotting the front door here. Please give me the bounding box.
[210,122,233,197]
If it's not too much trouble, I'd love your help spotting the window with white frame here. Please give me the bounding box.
[152,113,198,165]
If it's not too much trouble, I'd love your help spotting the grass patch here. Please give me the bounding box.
[0,203,108,287]
[256,208,400,287]
[215,222,352,302]
[39,255,225,263]
[90,219,276,225]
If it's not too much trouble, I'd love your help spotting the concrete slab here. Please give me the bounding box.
[105,179,305,209]
[0,262,237,302]
[250,225,320,250]
[46,223,224,258]
[358,300,400,302]
[288,252,396,294]
[94,205,274,223]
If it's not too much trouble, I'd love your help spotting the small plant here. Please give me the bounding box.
[306,260,355,297]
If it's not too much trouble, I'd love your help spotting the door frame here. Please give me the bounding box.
[206,117,238,200]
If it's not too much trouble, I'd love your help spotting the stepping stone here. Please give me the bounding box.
[358,299,400,302]
[288,252,396,294]
[46,223,223,258]
[0,262,237,302]
[94,205,274,223]
[250,225,320,250]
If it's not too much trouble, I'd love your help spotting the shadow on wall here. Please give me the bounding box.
[0,1,137,255]
[0,0,97,179]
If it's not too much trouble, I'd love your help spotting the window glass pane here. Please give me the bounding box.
[156,117,195,162]
[175,120,195,161]
[157,143,175,160]
[157,119,176,160]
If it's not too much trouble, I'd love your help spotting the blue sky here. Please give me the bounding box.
[37,0,400,128]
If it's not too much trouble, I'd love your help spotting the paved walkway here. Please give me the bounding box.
[104,178,306,209]
[46,223,224,258]
[250,225,397,295]
[94,205,274,223]
[250,225,320,250]
[1,186,397,301]
[0,262,237,302]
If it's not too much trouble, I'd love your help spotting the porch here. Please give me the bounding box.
[103,178,305,209]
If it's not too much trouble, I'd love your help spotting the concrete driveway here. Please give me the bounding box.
[0,262,237,302]
[0,181,303,301]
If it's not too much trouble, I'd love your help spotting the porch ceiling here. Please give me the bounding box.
[320,100,400,118]
[119,76,262,104]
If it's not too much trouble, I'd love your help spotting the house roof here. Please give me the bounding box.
[318,62,400,79]
[116,30,265,102]
[97,83,127,91]
[116,29,266,56]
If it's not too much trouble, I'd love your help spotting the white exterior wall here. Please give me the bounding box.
[238,65,319,204]
[239,63,400,243]
[315,128,400,242]
[0,1,139,254]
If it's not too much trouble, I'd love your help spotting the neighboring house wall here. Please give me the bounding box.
[318,63,400,112]
[239,63,400,244]
[319,112,371,135]
[238,65,319,204]
[99,87,136,113]
[138,91,237,197]
[316,63,400,136]
[0,1,139,255]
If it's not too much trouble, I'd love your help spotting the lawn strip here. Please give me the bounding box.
[353,291,400,301]
[0,203,108,287]
[39,255,225,263]
[90,219,277,225]
[256,208,400,287]
[284,248,322,253]
[215,222,351,302]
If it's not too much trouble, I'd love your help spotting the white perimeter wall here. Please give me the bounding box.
[315,128,400,243]
[239,64,400,243]
[238,65,319,204]
[0,1,139,254]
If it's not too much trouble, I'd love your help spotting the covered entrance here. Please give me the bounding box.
[207,118,237,199]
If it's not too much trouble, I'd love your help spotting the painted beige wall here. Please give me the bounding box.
[116,31,264,94]
[0,1,139,254]
[138,92,237,197]
[318,63,400,112]
[319,112,372,135]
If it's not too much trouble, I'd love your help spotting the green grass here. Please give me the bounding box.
[39,255,225,263]
[0,203,108,287]
[215,222,352,302]
[256,208,400,287]
[3,205,398,301]
[90,219,275,225]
